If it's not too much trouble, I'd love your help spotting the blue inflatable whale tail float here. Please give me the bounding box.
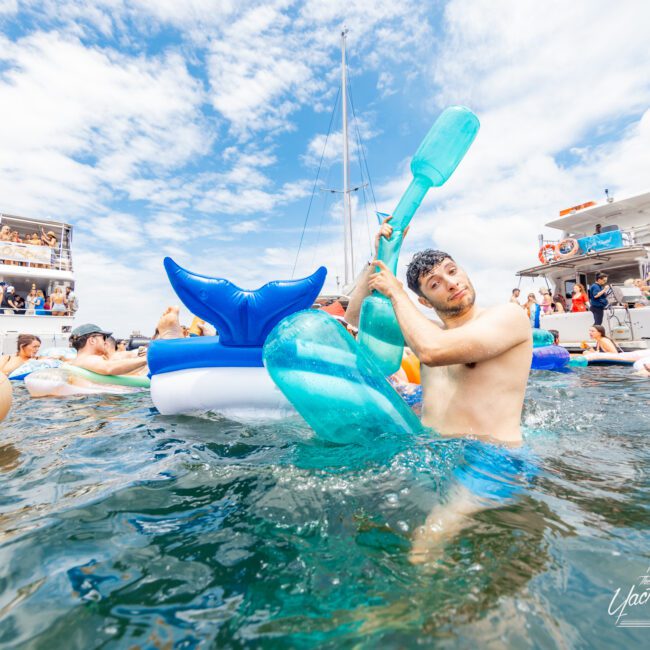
[149,259,326,419]
[163,258,326,347]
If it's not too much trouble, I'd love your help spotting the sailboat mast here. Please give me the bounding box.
[341,28,354,286]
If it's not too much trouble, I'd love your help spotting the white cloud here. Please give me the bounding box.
[0,31,208,217]
[0,0,18,15]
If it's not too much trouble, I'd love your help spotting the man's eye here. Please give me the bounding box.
[449,268,456,275]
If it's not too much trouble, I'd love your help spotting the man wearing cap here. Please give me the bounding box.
[69,324,147,375]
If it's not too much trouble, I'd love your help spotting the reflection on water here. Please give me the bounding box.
[0,368,648,647]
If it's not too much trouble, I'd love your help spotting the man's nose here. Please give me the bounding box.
[446,276,459,291]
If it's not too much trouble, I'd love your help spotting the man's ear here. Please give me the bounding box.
[418,295,433,309]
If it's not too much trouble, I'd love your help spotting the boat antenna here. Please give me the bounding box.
[291,86,341,278]
[341,26,354,285]
[347,77,378,256]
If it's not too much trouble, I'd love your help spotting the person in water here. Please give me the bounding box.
[69,324,147,376]
[346,219,531,442]
[0,334,42,376]
[346,218,532,562]
[582,325,621,354]
[153,306,185,340]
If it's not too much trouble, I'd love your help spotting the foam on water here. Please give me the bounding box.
[0,368,649,647]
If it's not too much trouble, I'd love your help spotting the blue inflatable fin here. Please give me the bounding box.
[263,310,424,445]
[148,337,264,376]
[163,258,326,347]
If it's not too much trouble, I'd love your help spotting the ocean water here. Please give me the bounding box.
[1,368,649,649]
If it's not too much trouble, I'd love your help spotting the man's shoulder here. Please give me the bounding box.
[481,302,528,320]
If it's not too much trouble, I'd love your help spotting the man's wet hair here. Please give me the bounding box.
[406,249,454,297]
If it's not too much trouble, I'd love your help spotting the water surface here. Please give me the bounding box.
[1,368,649,648]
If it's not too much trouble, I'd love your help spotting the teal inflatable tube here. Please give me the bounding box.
[263,310,423,445]
[532,329,554,348]
[358,106,480,375]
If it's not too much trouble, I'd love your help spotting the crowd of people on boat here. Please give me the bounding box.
[0,283,77,316]
[512,272,650,324]
[0,224,62,267]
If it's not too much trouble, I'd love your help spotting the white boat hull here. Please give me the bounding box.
[540,308,650,350]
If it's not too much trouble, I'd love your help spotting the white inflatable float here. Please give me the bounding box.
[147,259,326,419]
[25,365,150,397]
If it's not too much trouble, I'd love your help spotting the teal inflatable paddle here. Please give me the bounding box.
[263,310,423,445]
[358,106,480,375]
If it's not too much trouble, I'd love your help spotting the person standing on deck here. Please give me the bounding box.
[588,272,610,326]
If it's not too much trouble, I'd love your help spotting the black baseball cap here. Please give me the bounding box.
[71,323,112,338]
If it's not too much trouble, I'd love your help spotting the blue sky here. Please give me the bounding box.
[1,0,649,336]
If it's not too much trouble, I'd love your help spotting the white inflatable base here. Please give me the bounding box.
[150,367,295,421]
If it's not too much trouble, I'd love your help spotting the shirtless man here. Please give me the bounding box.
[69,324,147,375]
[346,218,532,561]
[103,336,148,375]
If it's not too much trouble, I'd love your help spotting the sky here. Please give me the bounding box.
[1,0,649,337]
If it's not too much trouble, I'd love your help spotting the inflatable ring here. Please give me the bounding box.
[25,364,150,398]
[538,244,558,264]
[556,238,580,259]
[401,353,421,384]
[63,364,150,388]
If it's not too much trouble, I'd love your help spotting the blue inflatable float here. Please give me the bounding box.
[148,258,326,419]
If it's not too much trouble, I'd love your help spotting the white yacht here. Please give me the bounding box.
[0,212,75,354]
[516,190,650,350]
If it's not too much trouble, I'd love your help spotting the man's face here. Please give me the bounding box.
[514,290,520,297]
[598,276,608,286]
[90,333,107,353]
[417,258,476,317]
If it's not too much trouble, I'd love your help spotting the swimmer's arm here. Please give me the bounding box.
[76,356,147,375]
[390,295,530,366]
[346,216,399,327]
[344,263,374,327]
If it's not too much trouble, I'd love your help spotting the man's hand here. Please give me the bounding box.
[374,215,409,254]
[368,260,405,301]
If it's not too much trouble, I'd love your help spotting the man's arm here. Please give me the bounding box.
[369,261,531,366]
[345,216,403,327]
[344,263,373,327]
[76,355,147,375]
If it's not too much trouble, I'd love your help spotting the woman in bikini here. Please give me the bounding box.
[583,325,622,354]
[0,334,42,376]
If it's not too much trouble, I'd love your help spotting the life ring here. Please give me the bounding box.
[538,244,557,264]
[556,238,580,259]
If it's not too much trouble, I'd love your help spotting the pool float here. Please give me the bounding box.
[263,309,423,445]
[148,259,326,419]
[530,345,570,371]
[39,347,77,359]
[0,374,11,423]
[400,352,421,384]
[357,106,480,375]
[25,365,150,397]
[633,357,650,375]
[532,328,554,348]
[9,358,62,380]
[582,350,650,366]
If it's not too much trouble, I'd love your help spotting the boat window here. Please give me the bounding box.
[564,280,575,299]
